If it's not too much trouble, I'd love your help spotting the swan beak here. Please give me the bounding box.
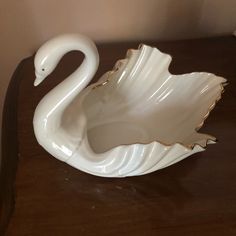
[34,76,44,86]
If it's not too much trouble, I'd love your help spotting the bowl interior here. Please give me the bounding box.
[83,72,223,154]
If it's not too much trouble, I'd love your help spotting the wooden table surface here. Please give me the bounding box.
[1,36,236,235]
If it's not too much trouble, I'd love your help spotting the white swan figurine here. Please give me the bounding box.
[33,34,226,177]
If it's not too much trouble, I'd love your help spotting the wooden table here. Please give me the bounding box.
[1,36,236,235]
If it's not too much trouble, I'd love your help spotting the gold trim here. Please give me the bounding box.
[195,82,227,131]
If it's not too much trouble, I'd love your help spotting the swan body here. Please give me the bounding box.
[33,34,226,177]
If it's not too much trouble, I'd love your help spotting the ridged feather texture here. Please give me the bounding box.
[64,45,226,177]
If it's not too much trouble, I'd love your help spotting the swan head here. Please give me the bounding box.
[34,40,61,86]
[33,34,99,86]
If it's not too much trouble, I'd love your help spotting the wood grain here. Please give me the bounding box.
[1,36,236,235]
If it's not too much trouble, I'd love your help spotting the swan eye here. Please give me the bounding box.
[42,68,45,71]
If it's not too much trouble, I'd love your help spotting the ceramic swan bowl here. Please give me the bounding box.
[33,34,226,177]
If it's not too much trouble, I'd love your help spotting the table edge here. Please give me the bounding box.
[0,58,29,235]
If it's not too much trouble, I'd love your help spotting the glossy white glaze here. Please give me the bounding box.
[33,34,226,177]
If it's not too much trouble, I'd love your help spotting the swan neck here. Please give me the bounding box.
[39,35,98,115]
[54,35,99,106]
